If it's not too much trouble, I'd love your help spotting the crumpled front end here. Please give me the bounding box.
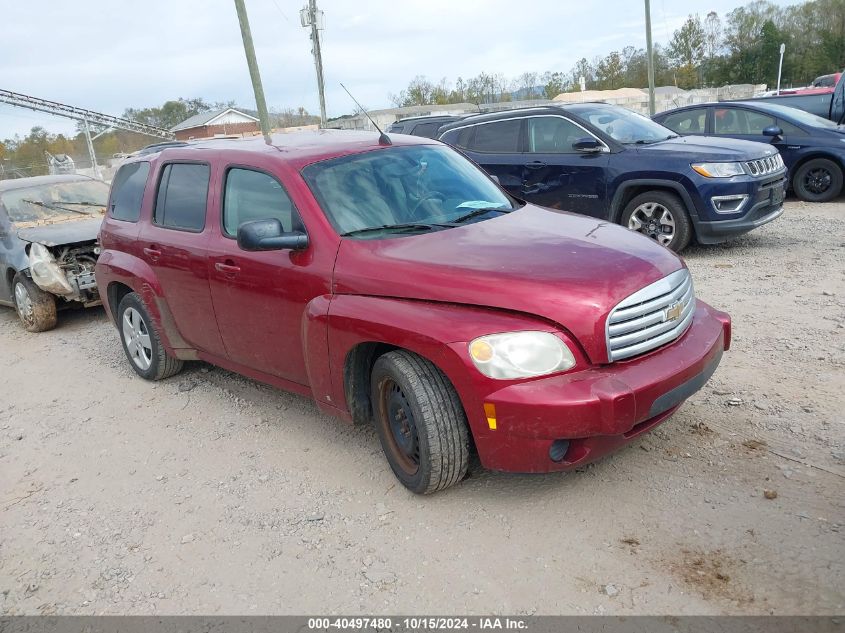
[27,241,100,305]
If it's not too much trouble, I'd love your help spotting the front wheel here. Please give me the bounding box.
[12,273,57,332]
[117,292,183,381]
[371,351,469,494]
[621,191,692,252]
[793,158,843,202]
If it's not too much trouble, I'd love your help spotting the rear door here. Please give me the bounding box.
[521,115,610,217]
[138,161,226,356]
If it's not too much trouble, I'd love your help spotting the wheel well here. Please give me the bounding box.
[788,153,844,186]
[343,342,398,425]
[5,267,15,289]
[613,185,685,222]
[106,282,133,324]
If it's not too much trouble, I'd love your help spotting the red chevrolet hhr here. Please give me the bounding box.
[95,131,731,494]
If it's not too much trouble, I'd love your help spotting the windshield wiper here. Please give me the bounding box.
[340,222,446,237]
[449,207,513,224]
[21,199,89,216]
[49,200,106,207]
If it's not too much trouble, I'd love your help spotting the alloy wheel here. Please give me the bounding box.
[628,202,676,246]
[122,307,153,371]
[803,167,832,195]
[14,282,34,326]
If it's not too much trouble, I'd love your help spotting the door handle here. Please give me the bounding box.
[214,261,241,275]
[143,246,162,261]
[524,161,547,170]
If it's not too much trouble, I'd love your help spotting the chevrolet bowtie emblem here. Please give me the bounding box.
[665,302,683,322]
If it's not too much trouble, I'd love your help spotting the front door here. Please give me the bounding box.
[712,106,788,155]
[520,115,610,218]
[207,166,316,386]
[138,161,226,356]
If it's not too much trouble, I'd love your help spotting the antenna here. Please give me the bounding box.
[340,82,391,145]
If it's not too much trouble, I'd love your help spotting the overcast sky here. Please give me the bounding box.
[1,0,795,138]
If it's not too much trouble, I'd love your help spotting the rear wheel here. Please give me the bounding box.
[621,191,692,252]
[793,158,843,202]
[371,351,469,494]
[117,292,183,381]
[12,273,57,332]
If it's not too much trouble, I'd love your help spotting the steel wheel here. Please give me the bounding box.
[627,201,676,246]
[803,167,833,195]
[14,282,34,327]
[122,307,153,371]
[378,378,420,476]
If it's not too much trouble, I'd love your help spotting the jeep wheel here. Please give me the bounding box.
[621,191,692,252]
[371,350,469,494]
[12,273,57,332]
[793,158,843,202]
[117,292,183,381]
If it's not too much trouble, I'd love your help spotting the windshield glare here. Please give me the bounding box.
[576,105,675,144]
[302,145,516,237]
[1,179,109,223]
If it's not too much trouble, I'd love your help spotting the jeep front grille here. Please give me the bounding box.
[606,269,695,362]
[744,154,784,177]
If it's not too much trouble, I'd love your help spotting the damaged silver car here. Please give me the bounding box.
[0,175,108,331]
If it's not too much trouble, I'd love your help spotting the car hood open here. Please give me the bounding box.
[333,204,683,363]
[16,218,102,247]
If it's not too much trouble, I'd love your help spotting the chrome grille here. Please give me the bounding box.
[606,269,696,362]
[744,153,784,176]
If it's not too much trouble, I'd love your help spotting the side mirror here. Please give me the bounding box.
[489,174,501,185]
[237,218,308,252]
[762,125,784,139]
[573,137,603,152]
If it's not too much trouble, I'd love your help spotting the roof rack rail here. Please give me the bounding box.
[135,141,190,155]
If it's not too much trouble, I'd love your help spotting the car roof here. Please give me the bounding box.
[125,129,439,170]
[392,115,462,124]
[0,174,101,192]
[437,102,613,133]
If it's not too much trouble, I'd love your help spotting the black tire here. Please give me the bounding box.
[792,158,843,202]
[12,273,57,332]
[116,292,183,381]
[370,350,469,494]
[621,190,692,252]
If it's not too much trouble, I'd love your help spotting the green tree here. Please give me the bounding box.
[668,15,706,88]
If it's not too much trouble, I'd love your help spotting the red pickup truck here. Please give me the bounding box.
[95,132,731,494]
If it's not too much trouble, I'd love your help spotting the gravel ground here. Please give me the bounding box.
[1,199,843,616]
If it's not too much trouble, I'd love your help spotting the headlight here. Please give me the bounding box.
[468,331,576,380]
[691,162,745,178]
[28,242,73,295]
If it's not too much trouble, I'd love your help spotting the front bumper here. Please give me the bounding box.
[695,174,786,244]
[468,300,730,473]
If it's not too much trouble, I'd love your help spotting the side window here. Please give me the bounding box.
[715,108,775,135]
[109,162,149,222]
[778,120,807,136]
[468,120,521,152]
[411,121,443,138]
[223,168,297,237]
[154,163,209,231]
[661,109,707,134]
[527,117,587,153]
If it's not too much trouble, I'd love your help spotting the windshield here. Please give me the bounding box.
[1,179,109,224]
[574,104,676,144]
[751,102,841,130]
[302,145,518,238]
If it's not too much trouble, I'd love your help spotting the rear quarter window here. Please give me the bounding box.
[109,162,150,222]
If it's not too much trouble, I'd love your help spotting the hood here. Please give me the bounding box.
[16,218,101,247]
[638,135,777,161]
[333,205,683,363]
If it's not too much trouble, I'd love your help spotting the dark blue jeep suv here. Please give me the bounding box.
[438,103,787,251]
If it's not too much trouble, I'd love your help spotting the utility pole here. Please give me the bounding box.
[301,0,327,127]
[234,0,272,144]
[776,43,786,95]
[644,0,656,116]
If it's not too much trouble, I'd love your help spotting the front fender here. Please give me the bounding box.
[323,294,571,439]
[609,177,702,223]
